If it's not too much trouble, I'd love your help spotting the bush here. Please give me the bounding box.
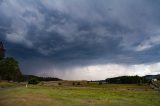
[28,78,39,85]
[58,83,62,85]
[40,82,44,85]
[77,82,81,85]
[99,81,102,85]
[72,82,75,85]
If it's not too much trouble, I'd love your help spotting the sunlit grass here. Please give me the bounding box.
[0,81,160,106]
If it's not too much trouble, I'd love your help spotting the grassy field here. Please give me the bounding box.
[0,81,160,106]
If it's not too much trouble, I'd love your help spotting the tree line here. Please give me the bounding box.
[106,76,149,84]
[22,75,62,82]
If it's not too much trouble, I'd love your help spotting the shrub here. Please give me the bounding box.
[28,78,39,85]
[40,82,44,85]
[58,83,62,85]
[72,82,75,85]
[77,82,81,85]
[99,81,102,85]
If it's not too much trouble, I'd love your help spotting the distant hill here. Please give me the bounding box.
[106,76,147,84]
[144,74,160,80]
[105,74,160,84]
[22,75,62,81]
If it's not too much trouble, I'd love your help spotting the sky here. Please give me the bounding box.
[0,0,160,80]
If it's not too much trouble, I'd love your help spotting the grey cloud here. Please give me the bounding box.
[0,0,160,77]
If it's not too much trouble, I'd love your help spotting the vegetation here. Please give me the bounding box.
[0,81,18,88]
[106,76,148,84]
[0,81,160,106]
[0,41,5,60]
[22,75,62,82]
[28,78,39,85]
[99,81,103,85]
[0,57,22,81]
[0,42,22,82]
[144,75,160,80]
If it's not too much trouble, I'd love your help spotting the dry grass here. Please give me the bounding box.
[0,93,65,106]
[0,81,160,106]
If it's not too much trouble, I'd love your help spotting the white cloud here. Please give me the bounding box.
[36,63,160,80]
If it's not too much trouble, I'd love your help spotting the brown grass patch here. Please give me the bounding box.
[0,93,63,106]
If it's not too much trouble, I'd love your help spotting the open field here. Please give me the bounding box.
[0,81,160,106]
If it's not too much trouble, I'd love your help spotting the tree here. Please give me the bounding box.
[106,76,147,84]
[0,41,5,60]
[28,78,39,85]
[0,57,22,81]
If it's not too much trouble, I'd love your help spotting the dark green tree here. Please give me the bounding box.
[106,75,147,84]
[0,57,22,81]
[0,41,5,60]
[28,78,39,85]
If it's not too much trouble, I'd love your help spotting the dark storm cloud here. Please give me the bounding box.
[0,0,160,77]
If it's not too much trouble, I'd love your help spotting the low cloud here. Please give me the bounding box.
[34,63,160,80]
